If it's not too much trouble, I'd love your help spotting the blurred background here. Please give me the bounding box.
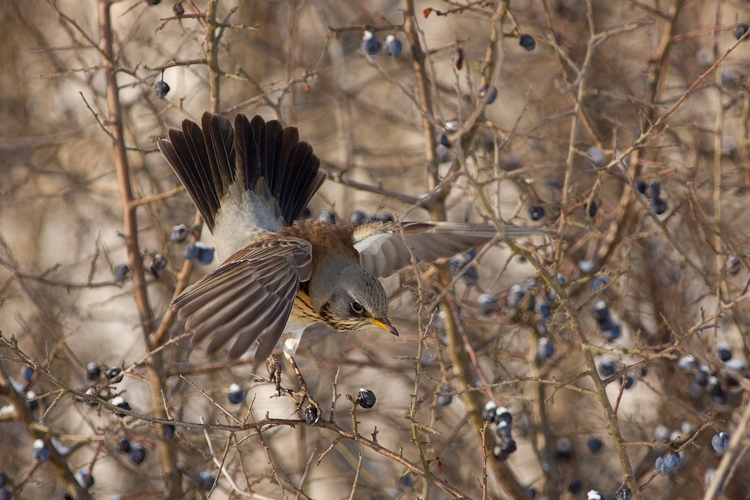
[1,0,750,498]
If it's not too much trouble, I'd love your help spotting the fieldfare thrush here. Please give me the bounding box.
[158,112,540,366]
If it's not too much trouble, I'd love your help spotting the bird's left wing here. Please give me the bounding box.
[172,236,312,361]
[352,221,539,278]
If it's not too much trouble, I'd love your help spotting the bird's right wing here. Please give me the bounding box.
[353,221,540,278]
[172,236,312,361]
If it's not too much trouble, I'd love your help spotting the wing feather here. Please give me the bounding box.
[172,236,312,359]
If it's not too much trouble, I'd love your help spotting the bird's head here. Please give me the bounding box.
[321,265,398,336]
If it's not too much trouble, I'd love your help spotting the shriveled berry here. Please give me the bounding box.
[114,263,130,282]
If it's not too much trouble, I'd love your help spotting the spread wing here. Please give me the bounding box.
[172,236,312,361]
[353,221,539,278]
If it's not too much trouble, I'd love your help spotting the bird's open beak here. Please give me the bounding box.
[370,318,399,337]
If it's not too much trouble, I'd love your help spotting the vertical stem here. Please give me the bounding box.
[401,0,439,191]
[97,1,182,497]
[206,0,220,113]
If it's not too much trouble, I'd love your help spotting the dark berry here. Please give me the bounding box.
[727,256,741,275]
[598,357,619,377]
[173,3,185,16]
[318,209,336,224]
[22,366,34,382]
[112,396,131,411]
[461,265,479,286]
[650,197,668,215]
[32,440,50,462]
[634,180,647,194]
[0,472,6,489]
[129,442,146,464]
[646,182,661,200]
[712,432,729,453]
[528,205,545,221]
[733,23,749,41]
[568,478,582,494]
[619,373,635,389]
[553,437,572,461]
[655,451,681,474]
[592,301,610,323]
[182,243,199,261]
[198,470,215,491]
[436,385,453,406]
[375,212,394,223]
[587,436,603,454]
[349,210,369,226]
[494,407,513,426]
[383,35,403,58]
[147,0,162,5]
[303,405,319,424]
[114,263,130,282]
[677,355,698,372]
[519,34,536,51]
[587,200,598,217]
[106,366,122,380]
[616,487,633,500]
[361,31,381,56]
[482,401,498,422]
[439,131,451,149]
[537,338,555,359]
[117,436,131,453]
[26,391,38,412]
[228,383,245,405]
[477,293,497,316]
[356,388,376,409]
[603,322,622,341]
[153,80,170,98]
[162,424,175,439]
[478,85,498,104]
[717,343,733,362]
[194,242,214,265]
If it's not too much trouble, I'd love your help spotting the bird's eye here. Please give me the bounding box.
[351,301,364,314]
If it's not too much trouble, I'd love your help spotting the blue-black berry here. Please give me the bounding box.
[356,388,376,409]
[712,432,730,453]
[114,263,130,282]
[182,243,199,261]
[303,405,319,424]
[568,478,583,494]
[198,470,216,491]
[153,80,170,98]
[129,442,146,464]
[717,343,733,362]
[587,436,603,454]
[519,34,536,51]
[32,440,50,462]
[194,242,214,265]
[655,450,681,474]
[733,23,749,41]
[349,210,369,226]
[228,383,245,405]
[375,212,394,223]
[319,209,336,224]
[528,205,545,221]
[383,35,403,58]
[478,85,498,104]
[361,31,381,56]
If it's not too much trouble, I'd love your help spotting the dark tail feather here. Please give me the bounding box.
[158,112,325,230]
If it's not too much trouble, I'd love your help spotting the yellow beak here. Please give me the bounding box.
[370,317,399,337]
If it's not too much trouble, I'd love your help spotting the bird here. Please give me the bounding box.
[158,112,541,367]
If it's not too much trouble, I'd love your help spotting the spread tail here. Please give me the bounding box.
[158,112,326,231]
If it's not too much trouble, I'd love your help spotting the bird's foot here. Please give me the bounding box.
[266,354,284,396]
[287,355,322,422]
